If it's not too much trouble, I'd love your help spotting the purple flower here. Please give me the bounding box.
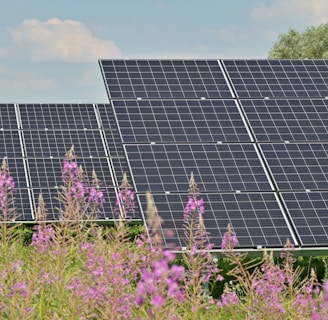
[136,250,185,308]
[31,225,55,253]
[115,173,136,219]
[221,224,239,250]
[0,160,15,210]
[184,197,205,220]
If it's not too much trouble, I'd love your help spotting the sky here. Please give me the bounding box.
[0,0,328,103]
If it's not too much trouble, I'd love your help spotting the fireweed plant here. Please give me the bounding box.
[0,149,328,318]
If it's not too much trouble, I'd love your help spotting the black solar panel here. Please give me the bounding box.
[13,188,34,221]
[241,99,328,142]
[96,103,131,187]
[97,103,125,158]
[223,60,328,98]
[30,187,119,220]
[0,104,18,130]
[0,159,33,222]
[281,192,328,246]
[138,192,295,248]
[0,131,23,158]
[99,60,233,99]
[7,158,28,189]
[22,130,107,158]
[125,144,272,193]
[260,143,328,190]
[19,104,99,130]
[113,99,251,143]
[27,157,114,189]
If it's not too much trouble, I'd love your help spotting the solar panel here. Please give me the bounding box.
[13,188,34,221]
[240,99,328,142]
[223,60,328,98]
[125,144,272,193]
[97,103,125,158]
[7,158,28,189]
[27,157,115,189]
[22,130,107,158]
[281,192,328,246]
[138,192,295,249]
[0,159,33,222]
[260,143,328,190]
[18,104,99,130]
[96,103,131,187]
[99,60,233,99]
[0,131,23,158]
[30,187,119,220]
[112,99,251,143]
[0,104,18,130]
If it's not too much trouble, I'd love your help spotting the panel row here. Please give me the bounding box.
[100,60,232,99]
[110,99,328,144]
[0,103,136,222]
[4,156,132,221]
[138,191,328,248]
[99,59,328,100]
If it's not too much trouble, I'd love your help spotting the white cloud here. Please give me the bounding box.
[251,0,328,26]
[9,18,121,62]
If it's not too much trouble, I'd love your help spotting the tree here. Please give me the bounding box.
[268,23,328,59]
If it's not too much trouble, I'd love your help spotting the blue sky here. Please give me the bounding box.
[0,0,327,103]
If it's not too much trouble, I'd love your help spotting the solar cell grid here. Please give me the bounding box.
[0,131,23,158]
[125,144,272,193]
[110,157,131,187]
[112,99,251,143]
[19,104,99,130]
[138,192,295,248]
[0,188,34,222]
[0,104,18,130]
[27,157,114,189]
[22,130,107,158]
[281,192,328,246]
[240,99,328,142]
[13,188,34,221]
[223,60,328,98]
[97,103,125,158]
[6,158,28,189]
[31,188,62,221]
[99,60,233,99]
[261,143,328,190]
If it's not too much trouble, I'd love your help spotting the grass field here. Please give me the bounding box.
[0,150,327,319]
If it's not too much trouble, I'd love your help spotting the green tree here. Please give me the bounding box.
[268,23,328,59]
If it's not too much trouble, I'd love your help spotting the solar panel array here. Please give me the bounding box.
[1,59,328,250]
[99,59,328,249]
[0,103,139,222]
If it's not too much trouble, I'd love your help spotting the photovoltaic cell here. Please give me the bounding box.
[7,158,28,189]
[96,104,130,187]
[30,187,119,220]
[281,192,328,246]
[223,60,328,98]
[0,159,33,221]
[19,104,99,130]
[0,131,23,158]
[125,144,272,193]
[13,188,34,221]
[260,143,328,191]
[22,130,107,158]
[27,157,114,189]
[99,60,233,99]
[138,192,294,248]
[112,99,251,143]
[0,104,18,130]
[240,99,328,142]
[97,103,125,158]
